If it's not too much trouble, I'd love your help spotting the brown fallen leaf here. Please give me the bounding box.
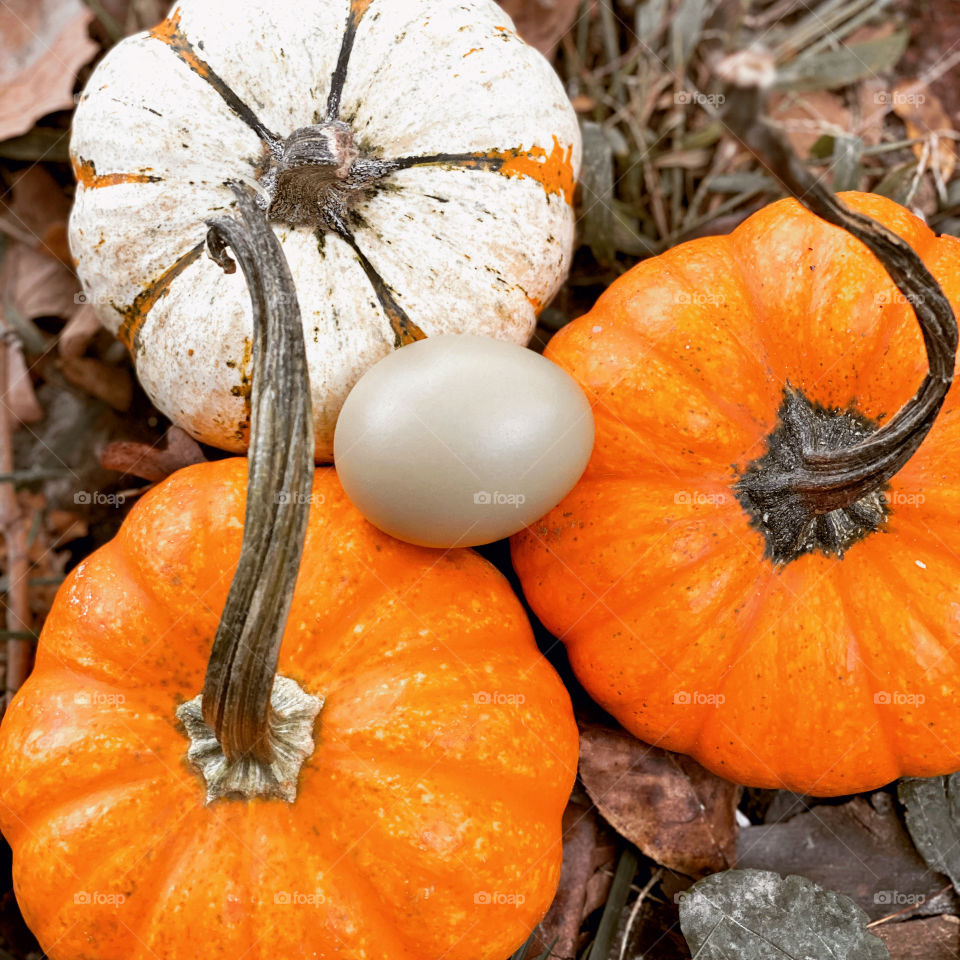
[58,304,103,358]
[7,167,71,257]
[0,0,98,141]
[60,355,133,412]
[855,80,890,147]
[892,79,957,184]
[100,425,207,482]
[578,721,740,878]
[0,242,80,322]
[769,90,851,157]
[529,800,616,959]
[738,793,959,921]
[874,914,960,960]
[498,0,581,59]
[7,342,43,424]
[47,507,88,546]
[2,168,80,324]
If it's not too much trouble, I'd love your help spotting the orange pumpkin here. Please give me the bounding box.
[512,191,960,796]
[0,458,577,960]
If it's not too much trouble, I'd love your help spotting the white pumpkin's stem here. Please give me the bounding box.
[261,121,393,230]
[175,185,320,803]
[720,60,958,563]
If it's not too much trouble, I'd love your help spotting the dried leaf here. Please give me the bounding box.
[875,915,960,960]
[47,508,88,546]
[856,80,890,146]
[738,793,957,920]
[8,343,43,424]
[99,426,207,482]
[1,243,80,322]
[60,355,133,412]
[891,80,957,183]
[680,869,889,959]
[0,0,98,141]
[58,304,103,358]
[9,167,71,251]
[770,90,851,157]
[898,773,960,896]
[529,801,615,960]
[775,29,909,92]
[578,722,739,877]
[497,0,580,58]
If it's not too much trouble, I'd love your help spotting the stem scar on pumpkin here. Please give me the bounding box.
[720,60,958,565]
[176,185,319,803]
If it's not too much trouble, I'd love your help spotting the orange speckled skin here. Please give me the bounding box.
[0,458,578,960]
[512,192,960,796]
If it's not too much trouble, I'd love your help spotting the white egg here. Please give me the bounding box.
[334,334,594,547]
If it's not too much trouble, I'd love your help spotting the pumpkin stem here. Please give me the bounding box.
[720,65,958,563]
[175,185,321,802]
[262,122,392,230]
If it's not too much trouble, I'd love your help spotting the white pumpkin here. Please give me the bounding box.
[69,0,581,459]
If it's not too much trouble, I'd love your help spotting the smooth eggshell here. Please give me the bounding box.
[334,334,594,547]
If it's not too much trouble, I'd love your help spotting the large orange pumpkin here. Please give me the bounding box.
[512,191,960,796]
[0,458,577,960]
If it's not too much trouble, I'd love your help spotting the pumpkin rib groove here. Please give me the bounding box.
[24,775,194,930]
[3,758,171,846]
[521,499,741,629]
[116,240,206,353]
[588,400,753,482]
[644,546,773,741]
[326,223,426,347]
[254,804,421,960]
[594,329,773,445]
[127,804,244,958]
[794,225,940,412]
[830,561,905,783]
[352,182,535,315]
[852,522,960,677]
[295,762,563,960]
[656,240,777,389]
[317,735,574,829]
[319,691,575,798]
[35,555,188,689]
[303,748,565,896]
[325,0,374,122]
[551,516,754,673]
[148,9,279,146]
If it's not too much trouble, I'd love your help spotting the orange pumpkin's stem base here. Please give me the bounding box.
[722,69,958,565]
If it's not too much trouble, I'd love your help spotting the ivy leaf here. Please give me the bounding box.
[679,869,889,959]
[898,773,960,895]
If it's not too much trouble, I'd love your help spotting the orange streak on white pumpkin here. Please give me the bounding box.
[148,9,277,143]
[116,242,204,352]
[72,157,160,189]
[400,139,577,204]
[149,10,211,80]
[493,138,576,204]
[350,0,373,20]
